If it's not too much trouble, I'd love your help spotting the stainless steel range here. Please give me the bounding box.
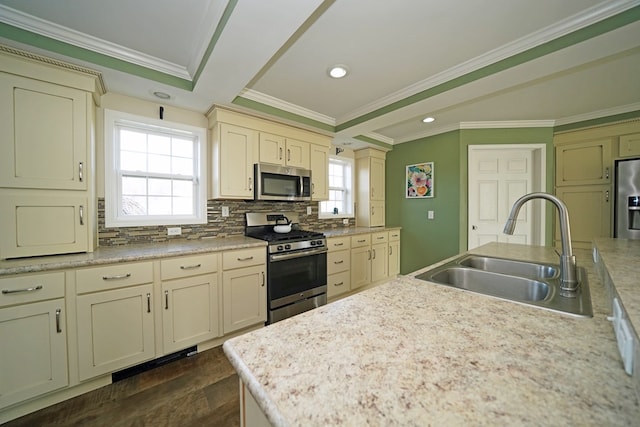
[245,212,327,324]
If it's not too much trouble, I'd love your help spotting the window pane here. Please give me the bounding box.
[148,154,171,173]
[122,176,147,195]
[120,129,147,152]
[172,157,193,175]
[122,196,147,215]
[148,197,172,215]
[173,180,193,196]
[120,151,147,172]
[172,138,194,158]
[148,134,171,155]
[148,178,172,196]
[173,197,193,215]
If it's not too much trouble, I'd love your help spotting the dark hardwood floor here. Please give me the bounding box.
[3,346,240,427]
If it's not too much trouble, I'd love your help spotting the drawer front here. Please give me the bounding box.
[161,253,218,281]
[327,236,350,251]
[76,262,153,294]
[350,234,371,248]
[223,247,266,270]
[327,250,350,275]
[327,271,350,299]
[0,271,64,307]
[389,230,401,241]
[371,231,388,244]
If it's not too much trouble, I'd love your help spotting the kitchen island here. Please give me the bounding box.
[223,242,639,426]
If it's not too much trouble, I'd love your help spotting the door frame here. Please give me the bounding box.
[467,144,547,249]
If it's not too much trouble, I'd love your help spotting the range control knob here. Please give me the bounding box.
[285,244,291,250]
[277,245,284,251]
[316,240,324,246]
[310,240,316,246]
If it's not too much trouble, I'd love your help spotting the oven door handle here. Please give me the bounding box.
[270,248,327,262]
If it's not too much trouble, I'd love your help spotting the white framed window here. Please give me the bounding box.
[104,109,207,227]
[320,156,354,218]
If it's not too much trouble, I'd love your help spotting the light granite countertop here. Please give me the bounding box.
[0,235,265,276]
[223,242,639,426]
[320,226,401,239]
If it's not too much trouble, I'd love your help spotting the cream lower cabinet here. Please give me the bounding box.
[327,236,351,299]
[222,248,266,334]
[76,262,155,381]
[350,234,372,290]
[0,272,67,409]
[160,254,220,354]
[388,230,401,276]
[370,232,389,283]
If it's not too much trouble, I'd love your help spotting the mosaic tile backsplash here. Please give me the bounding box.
[97,198,352,246]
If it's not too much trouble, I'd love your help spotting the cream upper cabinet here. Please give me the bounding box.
[555,185,611,249]
[310,144,330,201]
[160,254,221,354]
[355,149,386,227]
[210,122,259,199]
[76,262,155,381]
[0,272,67,409]
[258,133,310,169]
[0,73,88,190]
[555,139,612,186]
[619,133,640,158]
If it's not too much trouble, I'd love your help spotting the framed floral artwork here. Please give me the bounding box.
[406,162,434,198]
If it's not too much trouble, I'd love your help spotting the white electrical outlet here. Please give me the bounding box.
[307,206,312,215]
[343,218,349,225]
[167,227,181,236]
[221,206,229,217]
[428,210,434,220]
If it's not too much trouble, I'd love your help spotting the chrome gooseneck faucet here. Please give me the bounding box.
[503,192,579,295]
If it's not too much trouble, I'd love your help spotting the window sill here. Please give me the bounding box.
[319,214,354,220]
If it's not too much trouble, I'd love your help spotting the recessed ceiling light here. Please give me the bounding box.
[153,91,171,100]
[422,117,435,123]
[328,65,349,79]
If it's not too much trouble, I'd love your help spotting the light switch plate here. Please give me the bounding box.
[428,210,434,219]
[307,206,312,215]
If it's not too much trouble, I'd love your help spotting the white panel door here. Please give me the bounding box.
[468,147,534,250]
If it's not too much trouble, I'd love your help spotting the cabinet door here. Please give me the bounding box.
[259,132,285,165]
[370,157,385,201]
[0,194,88,259]
[555,185,611,249]
[555,139,612,186]
[77,284,155,381]
[327,271,351,299]
[370,201,386,227]
[162,274,220,354]
[285,138,310,169]
[222,265,266,334]
[619,133,640,158]
[388,240,400,276]
[0,73,88,190]
[310,144,330,201]
[350,245,371,290]
[371,242,388,283]
[0,299,68,409]
[218,123,258,198]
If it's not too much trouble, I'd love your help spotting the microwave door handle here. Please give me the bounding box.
[300,177,304,197]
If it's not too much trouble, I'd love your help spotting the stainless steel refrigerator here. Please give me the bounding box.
[614,158,640,239]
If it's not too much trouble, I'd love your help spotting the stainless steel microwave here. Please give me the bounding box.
[254,163,312,201]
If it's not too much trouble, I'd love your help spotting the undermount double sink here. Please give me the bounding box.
[415,254,592,317]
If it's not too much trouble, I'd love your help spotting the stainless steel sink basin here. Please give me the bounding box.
[427,267,550,302]
[415,254,592,317]
[457,255,558,279]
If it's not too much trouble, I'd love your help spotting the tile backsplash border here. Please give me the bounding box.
[97,198,351,246]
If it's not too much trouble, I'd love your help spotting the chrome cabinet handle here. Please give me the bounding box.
[371,206,375,215]
[334,243,344,247]
[377,236,384,240]
[79,205,84,225]
[389,246,393,256]
[279,147,283,160]
[333,281,344,287]
[102,273,131,281]
[357,239,366,243]
[180,264,201,270]
[371,187,375,198]
[373,249,376,259]
[312,182,315,194]
[237,256,254,261]
[368,250,371,260]
[2,285,43,294]
[79,162,84,182]
[261,272,265,287]
[334,260,344,264]
[287,149,291,162]
[146,293,151,313]
[56,308,62,333]
[248,177,253,191]
[164,290,169,310]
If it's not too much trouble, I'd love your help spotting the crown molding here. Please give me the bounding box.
[0,4,192,80]
[555,102,640,126]
[338,0,640,124]
[361,132,395,145]
[459,120,556,129]
[239,89,336,126]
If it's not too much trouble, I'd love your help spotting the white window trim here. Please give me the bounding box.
[319,155,355,219]
[104,109,207,228]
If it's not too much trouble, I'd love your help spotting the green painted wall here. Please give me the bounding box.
[386,127,554,274]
